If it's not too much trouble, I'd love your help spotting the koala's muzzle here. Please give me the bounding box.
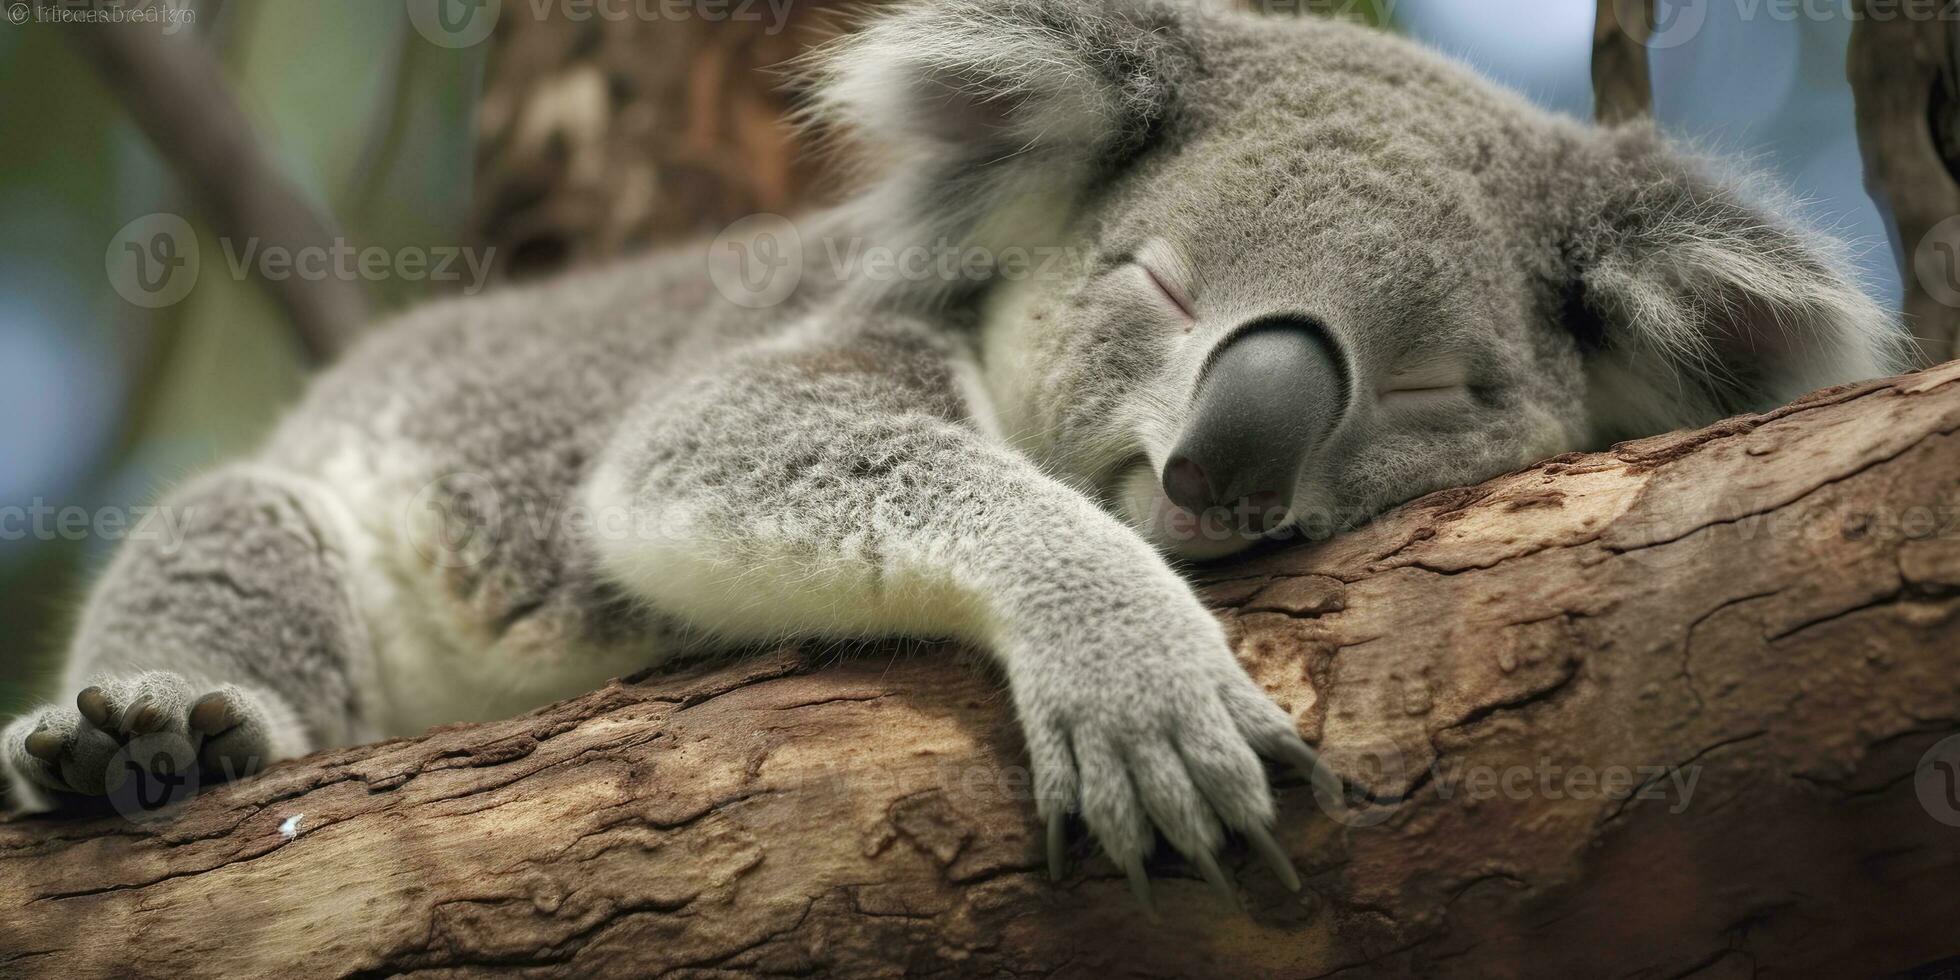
[1162,318,1347,528]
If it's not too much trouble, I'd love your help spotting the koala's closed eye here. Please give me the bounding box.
[1139,259,1196,321]
[1115,240,1197,322]
[1379,360,1473,408]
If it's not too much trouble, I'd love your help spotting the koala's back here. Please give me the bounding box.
[252,243,825,729]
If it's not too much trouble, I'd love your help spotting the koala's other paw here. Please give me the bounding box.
[1009,605,1343,912]
[2,672,288,814]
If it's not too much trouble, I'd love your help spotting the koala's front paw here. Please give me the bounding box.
[1008,602,1343,910]
[2,671,291,814]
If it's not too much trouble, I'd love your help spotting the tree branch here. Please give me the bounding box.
[1592,0,1653,124]
[1848,5,1960,366]
[5,363,1958,976]
[64,6,367,363]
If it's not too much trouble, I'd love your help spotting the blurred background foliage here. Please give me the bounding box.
[0,0,1902,714]
[0,1,483,711]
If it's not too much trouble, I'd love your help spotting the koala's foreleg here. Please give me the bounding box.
[583,324,1334,901]
[2,467,373,811]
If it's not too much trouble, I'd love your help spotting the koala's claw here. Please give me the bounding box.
[1123,858,1155,916]
[1193,849,1240,906]
[1047,810,1068,883]
[1246,824,1303,892]
[3,673,283,811]
[1047,808,1252,906]
[1273,737,1348,808]
[1048,810,1300,908]
[1021,632,1326,914]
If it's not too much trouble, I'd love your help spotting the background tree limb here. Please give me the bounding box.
[64,4,367,363]
[1592,0,1653,124]
[1849,5,1960,366]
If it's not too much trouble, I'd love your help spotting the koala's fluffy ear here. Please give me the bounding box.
[805,0,1194,305]
[1557,127,1909,440]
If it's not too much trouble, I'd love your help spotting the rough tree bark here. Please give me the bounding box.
[4,360,1960,977]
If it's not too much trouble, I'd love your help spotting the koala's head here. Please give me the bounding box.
[810,0,1907,560]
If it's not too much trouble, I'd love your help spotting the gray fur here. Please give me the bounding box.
[4,1,1900,892]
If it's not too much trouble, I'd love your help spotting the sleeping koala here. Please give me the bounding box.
[3,0,1901,904]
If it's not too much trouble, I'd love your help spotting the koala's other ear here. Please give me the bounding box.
[805,0,1193,304]
[1557,127,1909,439]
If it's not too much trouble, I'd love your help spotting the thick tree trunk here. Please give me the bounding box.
[470,0,870,281]
[5,361,1958,978]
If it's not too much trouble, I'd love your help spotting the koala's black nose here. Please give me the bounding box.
[1162,318,1347,525]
